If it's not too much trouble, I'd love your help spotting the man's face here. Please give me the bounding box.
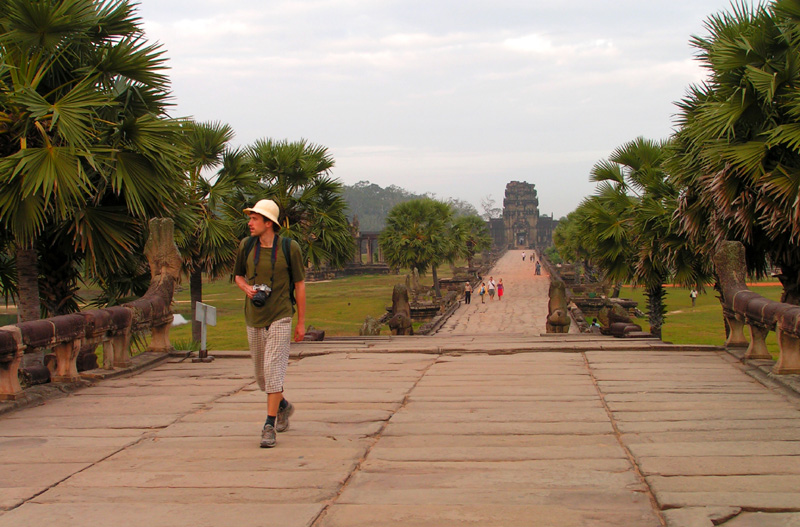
[248,213,270,237]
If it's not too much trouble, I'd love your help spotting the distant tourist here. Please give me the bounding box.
[497,278,504,300]
[591,318,601,328]
[690,288,698,308]
[234,199,306,449]
[535,261,541,275]
[464,281,473,304]
[522,251,526,261]
[487,276,497,300]
[479,282,487,303]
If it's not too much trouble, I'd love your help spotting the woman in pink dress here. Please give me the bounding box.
[497,278,504,300]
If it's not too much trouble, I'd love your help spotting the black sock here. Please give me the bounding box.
[279,399,288,410]
[266,415,276,427]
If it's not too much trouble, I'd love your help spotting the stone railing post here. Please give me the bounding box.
[0,326,25,400]
[713,240,800,373]
[776,307,800,374]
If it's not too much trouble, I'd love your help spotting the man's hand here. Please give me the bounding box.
[294,323,305,342]
[234,276,256,299]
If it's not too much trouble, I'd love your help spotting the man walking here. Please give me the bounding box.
[487,276,497,301]
[234,199,306,448]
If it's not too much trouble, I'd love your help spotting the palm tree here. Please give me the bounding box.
[553,207,599,282]
[245,138,354,268]
[669,2,800,303]
[450,215,492,270]
[379,198,453,297]
[180,121,257,343]
[587,137,708,338]
[0,0,186,319]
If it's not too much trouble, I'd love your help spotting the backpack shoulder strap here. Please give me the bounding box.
[282,237,296,305]
[244,236,259,263]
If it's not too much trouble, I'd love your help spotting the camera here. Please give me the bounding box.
[251,284,272,307]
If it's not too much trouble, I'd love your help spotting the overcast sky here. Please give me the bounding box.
[138,0,739,218]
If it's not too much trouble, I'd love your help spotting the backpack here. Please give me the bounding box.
[243,235,296,305]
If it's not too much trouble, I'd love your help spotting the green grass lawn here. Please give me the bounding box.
[620,283,784,357]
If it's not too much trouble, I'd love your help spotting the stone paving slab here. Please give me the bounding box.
[317,504,660,527]
[655,491,800,511]
[722,512,800,526]
[0,436,138,463]
[629,440,800,457]
[0,503,324,527]
[622,428,800,444]
[638,456,800,476]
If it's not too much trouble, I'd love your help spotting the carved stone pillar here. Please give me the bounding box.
[51,339,82,382]
[724,313,748,347]
[745,324,772,360]
[0,326,24,400]
[776,328,800,374]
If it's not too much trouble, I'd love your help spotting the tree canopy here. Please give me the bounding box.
[0,0,186,319]
[555,137,708,337]
[246,138,355,269]
[668,0,800,303]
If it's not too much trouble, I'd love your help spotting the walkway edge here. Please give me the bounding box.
[0,351,169,417]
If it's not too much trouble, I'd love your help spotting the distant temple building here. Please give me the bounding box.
[488,181,558,250]
[503,181,539,249]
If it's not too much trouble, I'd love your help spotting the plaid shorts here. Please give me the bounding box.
[246,317,292,393]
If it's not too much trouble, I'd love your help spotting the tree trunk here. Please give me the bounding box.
[645,284,665,340]
[190,269,203,343]
[777,263,800,305]
[611,282,622,298]
[713,281,730,339]
[16,244,41,322]
[432,265,441,298]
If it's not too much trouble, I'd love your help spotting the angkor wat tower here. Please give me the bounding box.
[502,181,539,249]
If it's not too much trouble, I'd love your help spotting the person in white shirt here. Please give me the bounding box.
[487,277,497,301]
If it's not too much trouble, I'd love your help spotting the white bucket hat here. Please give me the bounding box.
[243,199,281,227]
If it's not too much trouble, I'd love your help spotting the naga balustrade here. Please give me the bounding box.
[0,218,181,400]
[714,240,800,374]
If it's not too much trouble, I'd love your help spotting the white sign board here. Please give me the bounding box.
[195,303,217,326]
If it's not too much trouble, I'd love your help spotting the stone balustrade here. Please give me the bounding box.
[0,218,182,400]
[714,240,800,374]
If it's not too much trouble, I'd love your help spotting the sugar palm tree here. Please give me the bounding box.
[379,198,454,297]
[0,0,186,319]
[669,2,800,303]
[245,138,355,269]
[181,121,258,342]
[450,214,492,270]
[588,137,708,338]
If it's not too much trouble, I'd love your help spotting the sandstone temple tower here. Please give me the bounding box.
[502,181,539,249]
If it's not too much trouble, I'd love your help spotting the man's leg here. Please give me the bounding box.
[247,326,277,448]
[267,392,283,416]
[263,317,294,440]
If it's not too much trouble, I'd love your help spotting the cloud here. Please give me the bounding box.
[503,34,554,54]
[138,0,738,217]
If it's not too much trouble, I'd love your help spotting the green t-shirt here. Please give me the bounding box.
[233,235,306,327]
